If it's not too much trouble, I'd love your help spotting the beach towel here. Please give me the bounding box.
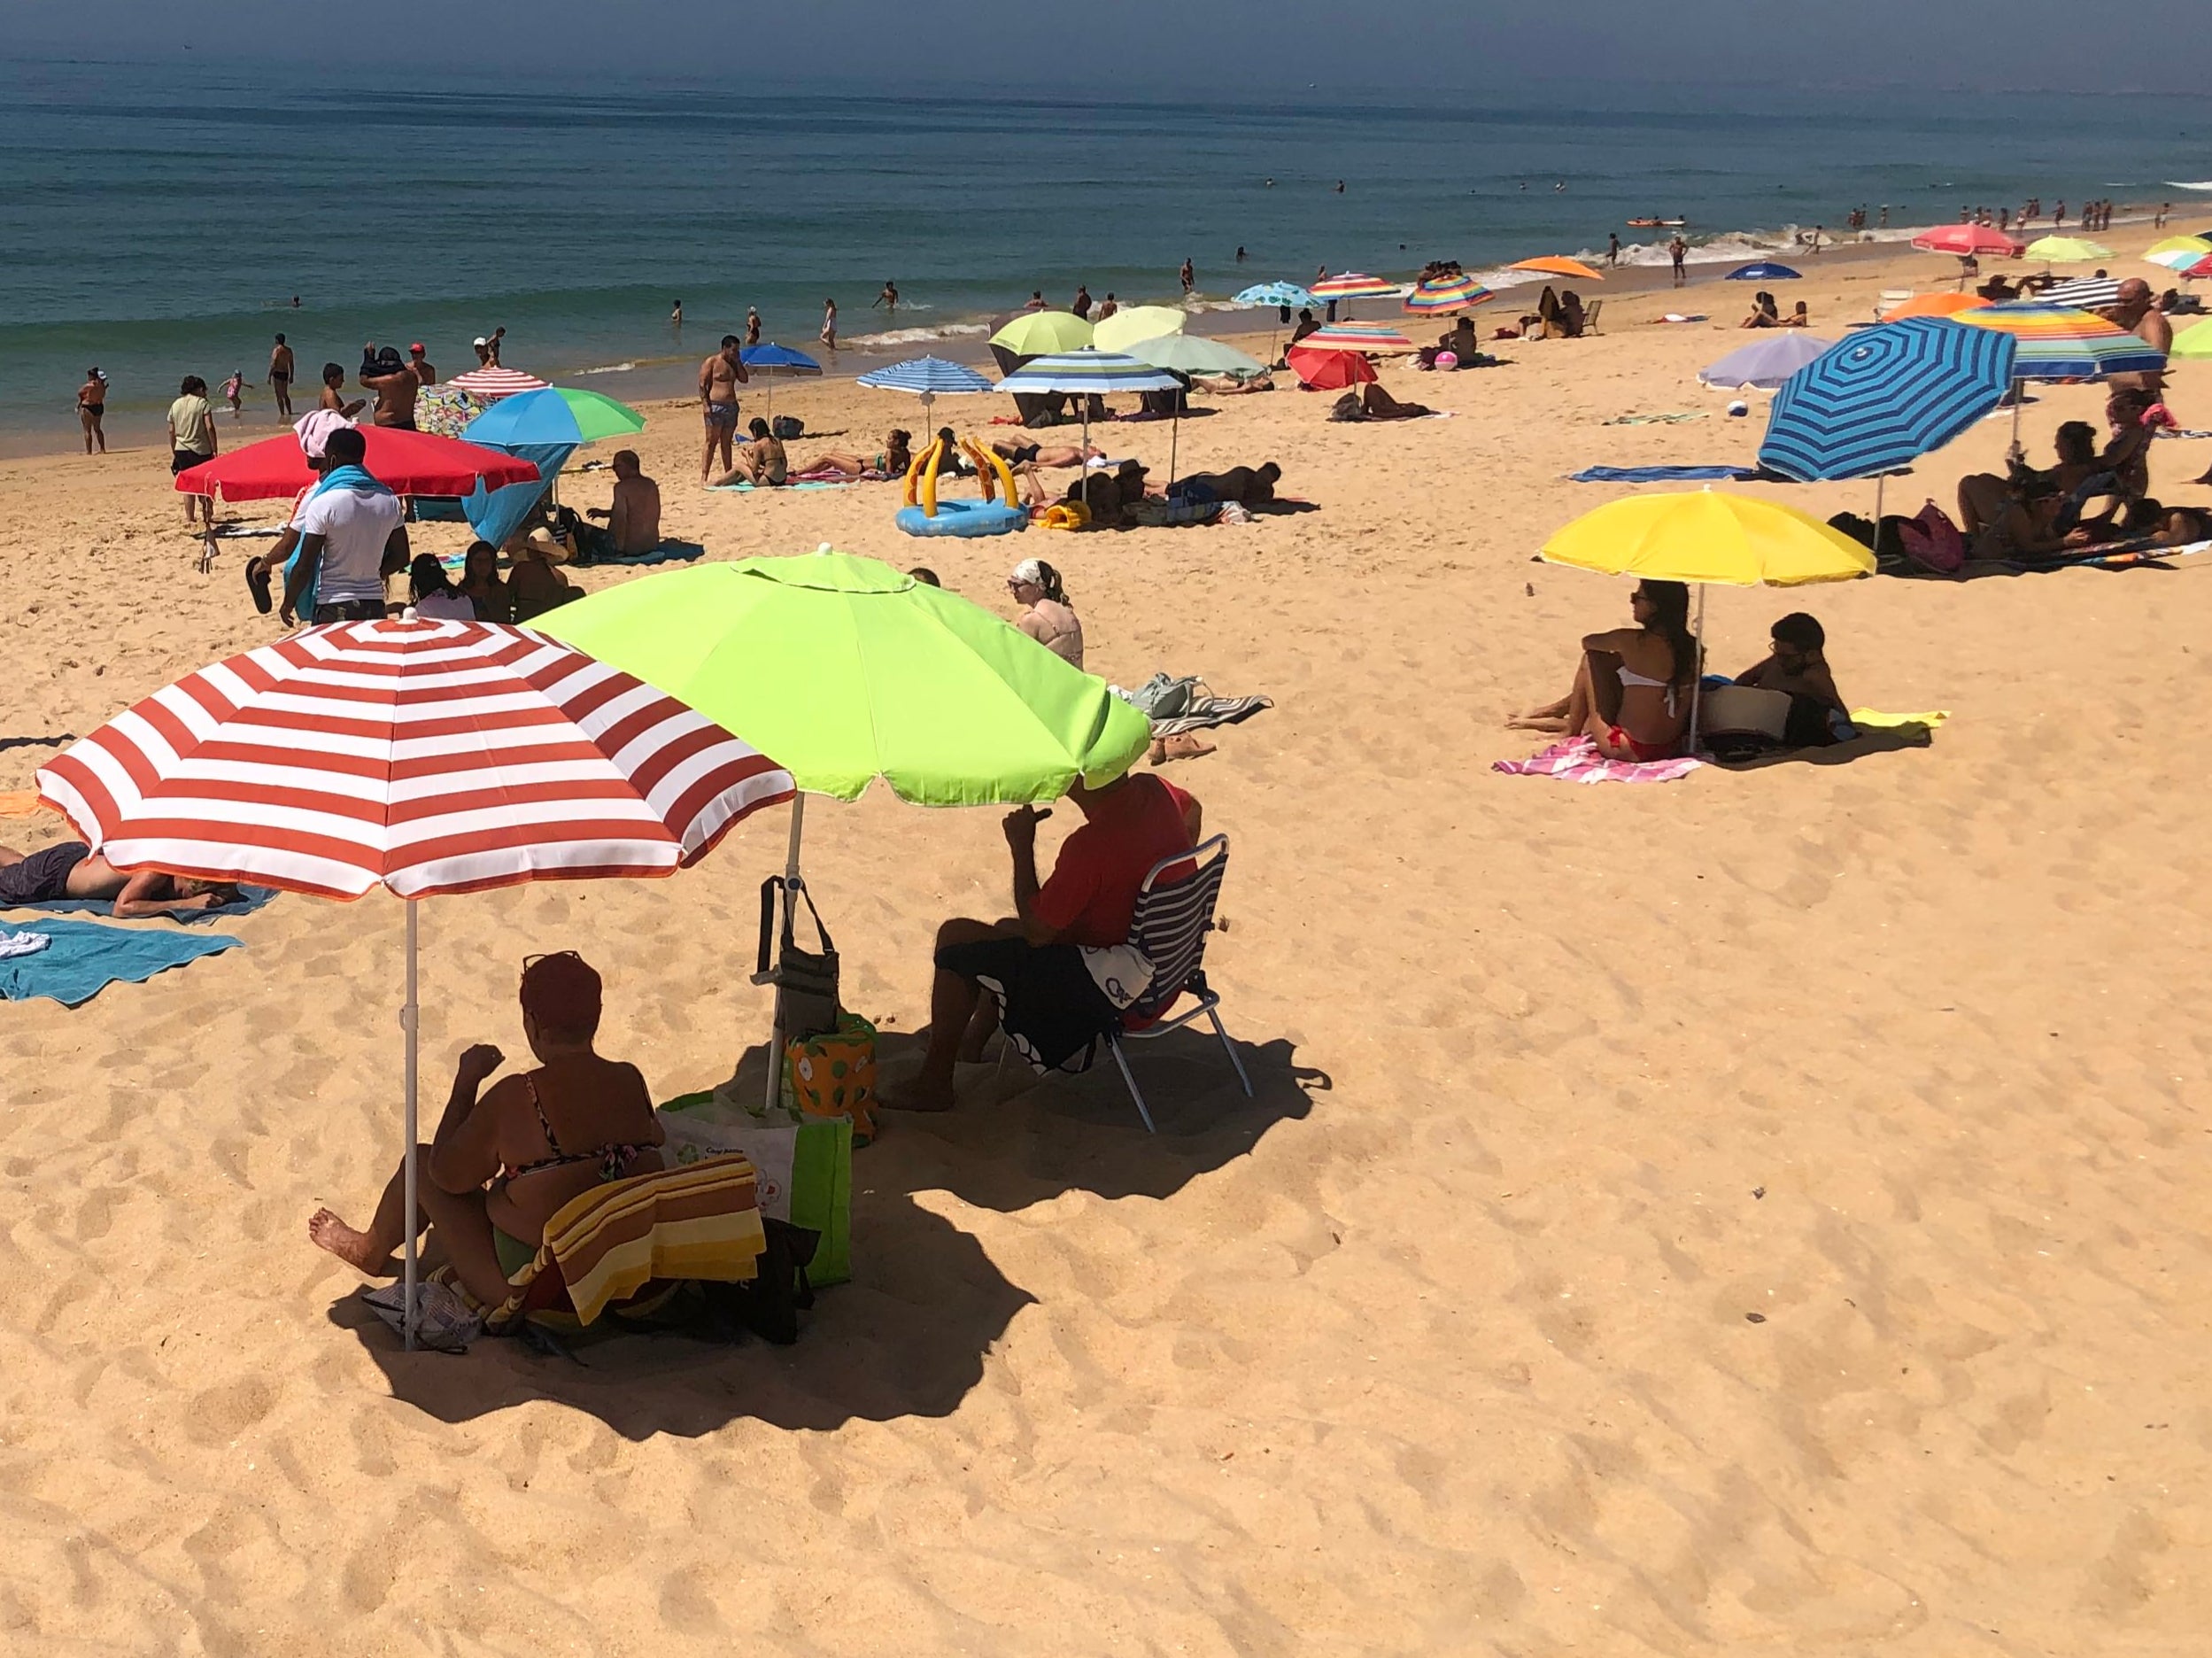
[488,1153,769,1331]
[1568,464,1760,484]
[5,883,280,926]
[0,917,243,1006]
[708,479,859,493]
[581,539,705,568]
[1602,412,1708,425]
[1493,736,1703,785]
[1850,708,1949,731]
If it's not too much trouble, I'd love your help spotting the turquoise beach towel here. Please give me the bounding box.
[0,918,244,1007]
[4,884,279,926]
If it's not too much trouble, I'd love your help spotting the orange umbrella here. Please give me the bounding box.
[1882,293,1993,322]
[1509,256,1605,282]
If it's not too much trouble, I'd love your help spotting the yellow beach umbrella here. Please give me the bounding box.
[2146,235,2212,259]
[2023,236,2113,264]
[2172,319,2212,360]
[1092,305,1187,353]
[988,309,1094,358]
[1543,488,1873,748]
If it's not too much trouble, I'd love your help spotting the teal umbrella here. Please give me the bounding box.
[462,385,646,446]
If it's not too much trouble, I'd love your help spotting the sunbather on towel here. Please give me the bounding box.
[1329,384,1435,422]
[0,841,239,917]
[309,950,665,1308]
[796,428,914,479]
[712,418,789,488]
[1508,580,1698,760]
[884,775,1203,1113]
[1172,462,1280,507]
[990,438,1101,469]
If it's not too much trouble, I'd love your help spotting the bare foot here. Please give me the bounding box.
[1506,713,1571,733]
[308,1208,391,1275]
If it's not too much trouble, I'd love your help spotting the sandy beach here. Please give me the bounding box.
[4,244,2208,1654]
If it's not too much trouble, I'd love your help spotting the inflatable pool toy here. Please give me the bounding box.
[895,434,1028,538]
[1037,501,1091,531]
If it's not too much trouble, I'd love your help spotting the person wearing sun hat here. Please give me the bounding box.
[1008,557,1082,668]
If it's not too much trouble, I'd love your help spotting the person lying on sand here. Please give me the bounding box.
[1059,460,1150,521]
[1172,462,1280,506]
[881,774,1202,1114]
[796,429,914,479]
[711,418,788,488]
[309,951,663,1309]
[1508,580,1698,761]
[1329,384,1435,422]
[1192,371,1274,395]
[991,438,1101,469]
[0,842,239,917]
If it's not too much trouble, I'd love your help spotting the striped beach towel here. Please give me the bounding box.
[490,1153,767,1330]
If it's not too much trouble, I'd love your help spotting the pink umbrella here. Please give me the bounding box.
[445,365,551,400]
[1911,224,2025,258]
[39,616,794,1344]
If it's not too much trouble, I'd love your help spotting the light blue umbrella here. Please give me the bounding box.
[997,351,1180,501]
[1234,282,1320,360]
[1698,333,1837,390]
[1760,318,2015,518]
[855,356,995,429]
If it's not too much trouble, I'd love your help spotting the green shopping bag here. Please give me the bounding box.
[658,1091,853,1287]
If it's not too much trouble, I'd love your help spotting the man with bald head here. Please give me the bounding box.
[2102,278,2173,398]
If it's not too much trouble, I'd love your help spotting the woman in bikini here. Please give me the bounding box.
[793,428,913,479]
[308,951,663,1308]
[1510,580,1698,760]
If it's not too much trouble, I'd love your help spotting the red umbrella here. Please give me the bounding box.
[1910,224,2024,258]
[175,428,541,504]
[1287,344,1379,391]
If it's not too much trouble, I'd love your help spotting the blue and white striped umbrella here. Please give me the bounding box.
[996,350,1181,396]
[1758,319,2016,483]
[855,356,996,396]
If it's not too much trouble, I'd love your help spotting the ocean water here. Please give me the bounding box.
[4,56,2208,451]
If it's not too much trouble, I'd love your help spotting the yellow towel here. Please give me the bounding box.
[1850,708,1950,730]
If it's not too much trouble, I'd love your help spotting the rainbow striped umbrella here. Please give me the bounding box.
[1295,321,1417,353]
[1404,273,1494,314]
[1954,303,2161,377]
[1311,271,1400,301]
[2146,240,2212,273]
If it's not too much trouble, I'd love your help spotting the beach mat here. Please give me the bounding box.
[1569,464,1760,484]
[583,539,705,567]
[709,479,859,493]
[1494,736,1703,785]
[4,883,280,926]
[0,918,244,1007]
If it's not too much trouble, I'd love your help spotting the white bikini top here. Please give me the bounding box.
[1616,663,1680,717]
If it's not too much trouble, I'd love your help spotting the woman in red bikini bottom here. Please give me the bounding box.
[1509,579,1698,760]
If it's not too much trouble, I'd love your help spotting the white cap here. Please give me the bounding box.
[472,336,488,346]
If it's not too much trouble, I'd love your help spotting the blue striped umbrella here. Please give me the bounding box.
[1759,319,2016,484]
[855,356,996,396]
[998,351,1182,500]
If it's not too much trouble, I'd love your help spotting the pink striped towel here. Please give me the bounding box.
[1493,736,1703,785]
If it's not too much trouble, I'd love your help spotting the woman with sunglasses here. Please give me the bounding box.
[1510,579,1699,761]
[308,951,663,1308]
[1008,558,1083,669]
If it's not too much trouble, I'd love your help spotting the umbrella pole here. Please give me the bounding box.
[1689,586,1706,754]
[1168,407,1180,494]
[764,792,808,1110]
[2009,376,2023,453]
[401,895,419,1352]
[1079,403,1093,512]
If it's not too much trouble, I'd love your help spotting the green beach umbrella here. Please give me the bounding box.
[462,384,646,445]
[1120,334,1266,378]
[2023,236,2114,265]
[989,309,1095,359]
[1092,305,1188,354]
[2172,319,2212,360]
[539,548,1151,1102]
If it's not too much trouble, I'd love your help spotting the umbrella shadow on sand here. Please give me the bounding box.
[327,1187,1037,1437]
[1710,724,1938,770]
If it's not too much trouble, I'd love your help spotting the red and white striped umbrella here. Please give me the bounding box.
[38,616,793,898]
[445,365,550,400]
[37,615,793,1347]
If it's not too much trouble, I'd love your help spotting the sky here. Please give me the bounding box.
[12,0,2212,97]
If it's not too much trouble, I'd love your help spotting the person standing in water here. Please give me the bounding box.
[223,369,244,419]
[745,306,762,347]
[1180,257,1195,294]
[670,298,684,329]
[269,333,295,420]
[820,297,837,349]
[875,279,899,319]
[76,368,107,455]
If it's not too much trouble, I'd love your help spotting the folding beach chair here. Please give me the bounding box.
[1109,834,1252,1132]
[1876,290,1914,320]
[1582,300,1604,336]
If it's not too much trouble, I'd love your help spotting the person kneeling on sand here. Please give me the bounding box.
[309,951,664,1309]
[1172,461,1280,507]
[1508,580,1698,761]
[0,841,238,917]
[883,774,1202,1113]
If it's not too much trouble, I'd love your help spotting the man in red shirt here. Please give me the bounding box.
[886,771,1202,1112]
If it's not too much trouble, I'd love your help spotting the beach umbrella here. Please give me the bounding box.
[1725,261,1802,281]
[462,385,646,447]
[1759,317,2015,518]
[2024,236,2114,264]
[1508,256,1605,282]
[855,355,995,430]
[1292,320,1416,353]
[445,365,550,401]
[1092,306,1187,354]
[537,550,1152,1102]
[1912,224,2025,257]
[1697,333,1837,391]
[1120,334,1265,378]
[996,350,1181,500]
[1234,282,1319,310]
[2038,276,2123,310]
[1882,293,1992,322]
[2171,318,2212,360]
[1403,273,1494,314]
[2146,235,2212,260]
[2146,246,2212,275]
[174,427,541,505]
[1285,343,1377,391]
[989,310,1094,362]
[1954,301,2163,443]
[2183,255,2212,281]
[1311,272,1399,300]
[1540,488,1873,748]
[739,343,824,423]
[35,616,794,1345]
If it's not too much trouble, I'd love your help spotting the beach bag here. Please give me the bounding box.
[660,1095,855,1286]
[786,1012,878,1146]
[770,414,804,440]
[1895,501,1964,573]
[1125,672,1200,720]
[754,874,839,1043]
